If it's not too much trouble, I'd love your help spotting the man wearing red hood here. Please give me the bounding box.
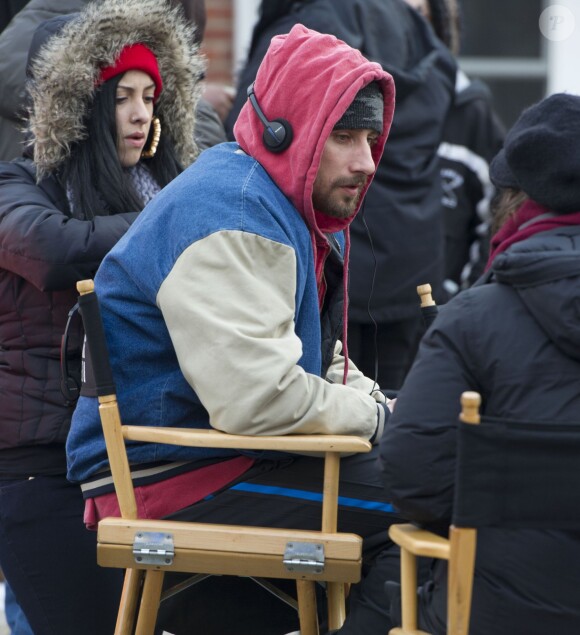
[67,24,402,632]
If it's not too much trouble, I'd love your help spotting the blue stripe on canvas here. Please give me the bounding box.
[230,482,395,513]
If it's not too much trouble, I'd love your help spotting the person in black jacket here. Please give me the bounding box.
[225,0,457,393]
[405,0,506,296]
[378,93,580,635]
[0,1,204,633]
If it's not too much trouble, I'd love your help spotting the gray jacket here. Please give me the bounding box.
[0,0,89,161]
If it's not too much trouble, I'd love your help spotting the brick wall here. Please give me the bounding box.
[202,0,234,85]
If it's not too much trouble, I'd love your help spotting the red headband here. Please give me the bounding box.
[98,44,163,100]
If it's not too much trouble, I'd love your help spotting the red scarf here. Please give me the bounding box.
[486,199,580,269]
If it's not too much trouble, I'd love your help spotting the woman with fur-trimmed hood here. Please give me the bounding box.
[0,0,204,632]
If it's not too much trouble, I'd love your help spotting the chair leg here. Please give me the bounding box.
[400,548,419,632]
[448,527,477,635]
[296,579,319,635]
[115,568,144,635]
[388,549,430,635]
[326,582,346,631]
[134,570,165,635]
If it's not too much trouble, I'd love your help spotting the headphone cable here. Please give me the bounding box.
[358,202,380,396]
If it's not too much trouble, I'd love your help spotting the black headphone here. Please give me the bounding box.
[247,82,293,153]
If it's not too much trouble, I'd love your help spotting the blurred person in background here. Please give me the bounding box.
[405,0,505,296]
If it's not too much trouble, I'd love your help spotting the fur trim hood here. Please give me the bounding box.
[27,0,205,178]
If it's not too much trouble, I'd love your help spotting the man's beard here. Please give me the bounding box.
[313,177,367,219]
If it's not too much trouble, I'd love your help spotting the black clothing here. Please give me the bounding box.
[347,316,422,391]
[381,225,580,635]
[439,73,505,291]
[0,476,123,635]
[0,159,137,477]
[167,449,403,635]
[0,157,134,633]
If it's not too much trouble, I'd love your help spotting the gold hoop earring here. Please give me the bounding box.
[141,117,161,159]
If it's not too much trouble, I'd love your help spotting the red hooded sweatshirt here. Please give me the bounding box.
[234,24,395,379]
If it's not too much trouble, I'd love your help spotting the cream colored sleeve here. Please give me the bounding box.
[326,341,387,403]
[157,230,379,439]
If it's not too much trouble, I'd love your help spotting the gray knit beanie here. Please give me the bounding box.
[334,81,384,134]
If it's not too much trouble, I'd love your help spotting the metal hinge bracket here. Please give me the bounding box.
[283,542,325,574]
[133,532,175,566]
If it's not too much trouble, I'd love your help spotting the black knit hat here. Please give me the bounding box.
[489,93,580,213]
[334,81,384,134]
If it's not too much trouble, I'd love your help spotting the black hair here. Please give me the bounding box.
[145,111,183,192]
[60,75,182,220]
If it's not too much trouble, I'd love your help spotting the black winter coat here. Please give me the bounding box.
[0,159,137,476]
[381,225,580,634]
[225,0,456,321]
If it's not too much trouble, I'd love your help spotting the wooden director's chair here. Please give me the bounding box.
[76,279,372,635]
[389,390,580,635]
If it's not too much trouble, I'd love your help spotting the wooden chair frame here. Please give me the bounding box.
[77,279,372,635]
[388,391,481,635]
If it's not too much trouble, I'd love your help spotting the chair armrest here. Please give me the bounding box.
[98,517,364,582]
[122,426,372,454]
[389,523,450,560]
